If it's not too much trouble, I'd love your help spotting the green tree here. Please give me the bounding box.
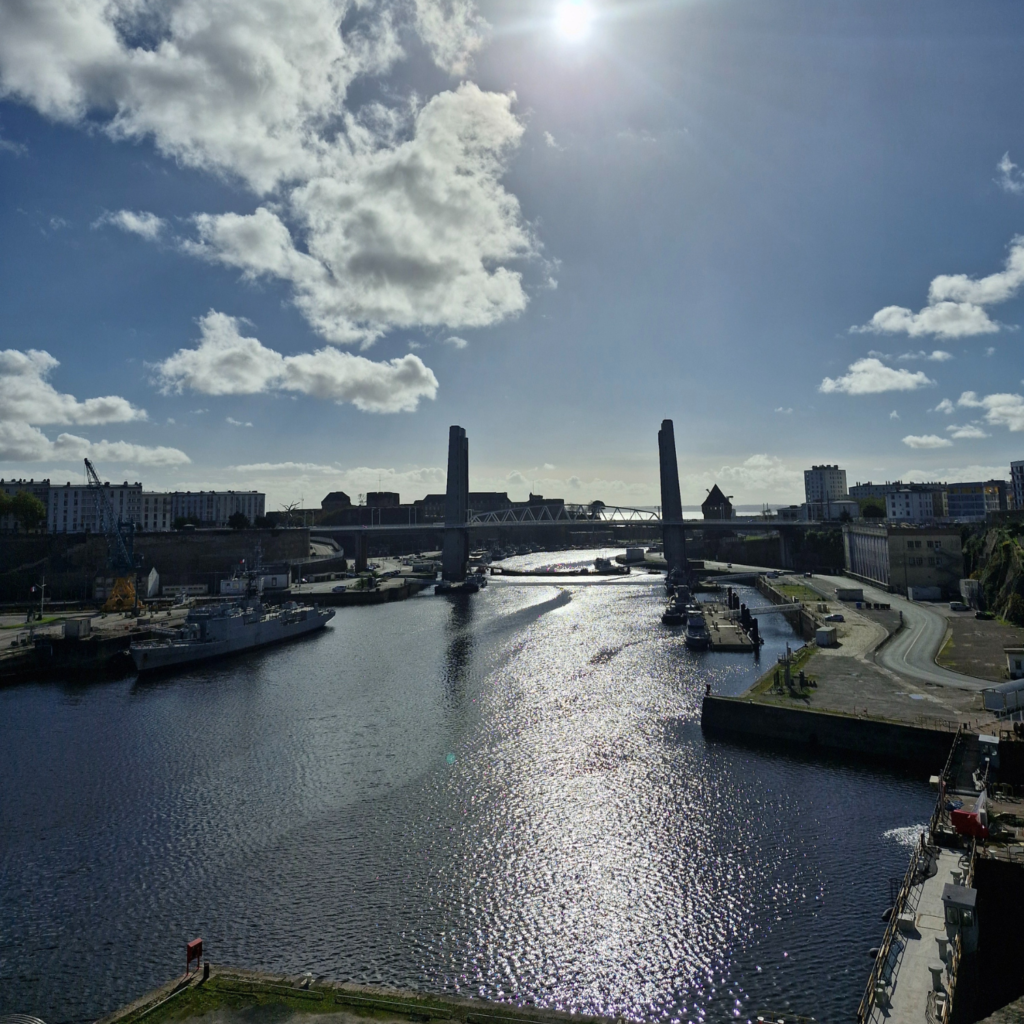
[0,492,12,519]
[11,490,46,531]
[228,511,250,530]
[173,515,201,530]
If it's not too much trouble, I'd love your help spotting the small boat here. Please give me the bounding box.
[684,609,711,651]
[661,594,687,626]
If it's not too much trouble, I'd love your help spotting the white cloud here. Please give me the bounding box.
[226,417,253,427]
[774,406,793,414]
[412,0,485,76]
[230,461,338,473]
[444,336,469,349]
[0,131,26,156]
[695,454,802,500]
[890,410,900,419]
[986,346,996,356]
[933,398,955,414]
[853,237,1024,338]
[902,434,953,449]
[997,152,1024,195]
[955,391,1024,432]
[819,357,934,395]
[0,348,146,425]
[543,130,561,149]
[94,209,166,240]
[896,349,953,362]
[0,3,536,346]
[155,310,438,413]
[543,462,555,470]
[946,423,989,439]
[0,422,190,466]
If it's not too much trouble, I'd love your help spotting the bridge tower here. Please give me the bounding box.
[658,419,688,574]
[441,425,470,582]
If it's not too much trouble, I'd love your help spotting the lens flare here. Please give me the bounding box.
[554,0,594,41]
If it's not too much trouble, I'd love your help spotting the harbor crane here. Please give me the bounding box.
[84,458,138,612]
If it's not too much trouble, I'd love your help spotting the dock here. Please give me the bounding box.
[701,601,756,652]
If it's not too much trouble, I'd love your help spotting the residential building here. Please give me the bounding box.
[945,481,1002,521]
[804,465,848,507]
[702,484,733,520]
[885,486,947,522]
[1009,462,1023,511]
[1,478,50,532]
[170,491,265,527]
[849,481,904,500]
[804,499,860,521]
[47,481,142,534]
[843,523,963,596]
[366,491,401,507]
[141,492,174,532]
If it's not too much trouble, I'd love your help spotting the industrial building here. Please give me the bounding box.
[843,523,963,596]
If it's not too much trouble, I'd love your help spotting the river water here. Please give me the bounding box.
[0,550,933,1024]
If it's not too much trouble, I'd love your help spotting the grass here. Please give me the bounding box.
[773,583,823,603]
[1,616,62,629]
[748,643,818,696]
[936,632,955,669]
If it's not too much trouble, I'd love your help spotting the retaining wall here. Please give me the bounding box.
[701,695,955,770]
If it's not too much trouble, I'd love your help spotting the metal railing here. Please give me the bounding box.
[939,839,977,1024]
[856,839,925,1022]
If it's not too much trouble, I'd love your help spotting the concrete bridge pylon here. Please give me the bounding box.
[658,419,688,574]
[441,425,470,582]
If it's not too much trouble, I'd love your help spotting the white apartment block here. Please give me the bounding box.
[1,478,51,532]
[170,491,265,527]
[48,481,142,534]
[804,465,848,505]
[141,492,174,532]
[885,488,946,522]
[1012,461,1024,511]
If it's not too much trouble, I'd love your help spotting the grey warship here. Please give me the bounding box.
[131,566,334,673]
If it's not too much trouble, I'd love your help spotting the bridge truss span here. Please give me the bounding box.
[468,504,663,526]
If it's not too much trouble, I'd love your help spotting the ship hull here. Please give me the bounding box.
[131,609,334,673]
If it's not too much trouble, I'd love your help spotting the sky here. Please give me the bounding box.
[1,0,1023,511]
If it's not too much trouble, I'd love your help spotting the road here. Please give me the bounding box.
[814,574,987,689]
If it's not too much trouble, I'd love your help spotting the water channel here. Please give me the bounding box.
[0,549,933,1024]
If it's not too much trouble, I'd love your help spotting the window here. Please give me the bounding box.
[928,558,935,567]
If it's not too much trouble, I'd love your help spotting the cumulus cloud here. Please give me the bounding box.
[853,237,1024,339]
[946,423,989,439]
[819,358,934,395]
[94,209,166,240]
[997,153,1024,195]
[933,398,956,414]
[0,347,190,465]
[903,434,953,449]
[897,349,953,362]
[155,310,438,413]
[956,390,1024,432]
[0,3,536,348]
[702,454,802,496]
[0,348,146,425]
[444,336,469,349]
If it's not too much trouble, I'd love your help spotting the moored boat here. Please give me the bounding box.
[684,609,711,650]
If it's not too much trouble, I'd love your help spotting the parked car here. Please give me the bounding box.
[332,585,346,593]
[824,613,845,622]
[949,601,968,612]
[804,572,813,578]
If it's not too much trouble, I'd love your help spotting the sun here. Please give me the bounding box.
[554,0,595,41]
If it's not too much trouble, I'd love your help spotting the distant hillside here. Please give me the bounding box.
[963,525,1024,624]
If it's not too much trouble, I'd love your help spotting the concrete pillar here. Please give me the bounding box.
[778,526,795,570]
[351,533,367,574]
[441,425,469,582]
[658,419,687,574]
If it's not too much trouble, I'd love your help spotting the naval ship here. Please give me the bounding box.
[131,563,334,673]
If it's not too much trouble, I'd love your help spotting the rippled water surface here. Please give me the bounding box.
[0,553,932,1024]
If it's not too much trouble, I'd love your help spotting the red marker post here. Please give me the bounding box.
[186,938,203,975]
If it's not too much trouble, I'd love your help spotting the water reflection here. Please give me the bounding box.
[0,553,933,1024]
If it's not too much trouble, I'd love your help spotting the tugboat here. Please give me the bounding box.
[131,560,334,673]
[684,608,712,651]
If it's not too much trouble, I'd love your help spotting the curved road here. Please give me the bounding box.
[814,574,987,689]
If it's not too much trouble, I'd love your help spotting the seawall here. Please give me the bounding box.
[701,695,955,770]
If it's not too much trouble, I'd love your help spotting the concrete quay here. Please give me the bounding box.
[96,966,626,1024]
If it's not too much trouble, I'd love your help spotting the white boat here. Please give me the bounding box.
[131,599,334,672]
[684,609,711,651]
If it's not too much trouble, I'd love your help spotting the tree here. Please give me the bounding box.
[253,515,273,529]
[11,491,46,531]
[228,511,250,530]
[173,515,201,530]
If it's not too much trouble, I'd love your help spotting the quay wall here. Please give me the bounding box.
[754,576,818,639]
[701,695,955,770]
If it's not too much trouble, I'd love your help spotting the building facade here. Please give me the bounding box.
[885,487,947,522]
[170,491,265,527]
[1009,462,1023,511]
[804,465,848,505]
[47,481,142,534]
[849,481,904,500]
[945,482,1002,521]
[141,492,174,532]
[843,523,963,596]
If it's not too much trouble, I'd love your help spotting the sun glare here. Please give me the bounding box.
[554,0,594,41]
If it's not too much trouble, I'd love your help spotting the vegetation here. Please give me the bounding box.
[228,511,250,530]
[857,497,886,519]
[173,515,201,530]
[0,490,47,531]
[962,524,1024,625]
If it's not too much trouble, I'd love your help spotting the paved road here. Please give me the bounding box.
[814,574,987,689]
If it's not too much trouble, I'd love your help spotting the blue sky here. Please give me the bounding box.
[1,0,1023,510]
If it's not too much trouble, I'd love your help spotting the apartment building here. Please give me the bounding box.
[804,465,848,505]
[47,481,142,534]
[885,486,947,521]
